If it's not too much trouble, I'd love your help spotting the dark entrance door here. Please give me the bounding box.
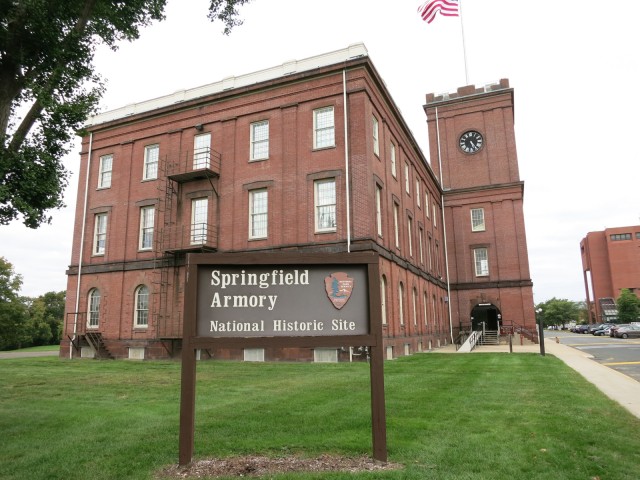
[470,304,501,331]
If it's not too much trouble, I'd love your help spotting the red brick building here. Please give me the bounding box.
[580,226,640,322]
[424,80,536,336]
[61,44,535,360]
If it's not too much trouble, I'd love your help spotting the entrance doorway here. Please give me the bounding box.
[470,304,501,331]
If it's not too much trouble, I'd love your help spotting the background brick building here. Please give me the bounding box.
[581,226,640,322]
[61,44,536,360]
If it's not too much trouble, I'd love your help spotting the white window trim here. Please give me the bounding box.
[93,213,107,255]
[404,163,410,194]
[471,208,486,232]
[134,285,149,328]
[250,120,269,161]
[249,189,268,239]
[399,282,405,325]
[412,288,418,326]
[88,288,100,328]
[191,198,208,245]
[372,116,379,156]
[143,144,159,181]
[139,206,155,251]
[474,247,489,277]
[381,275,388,325]
[193,133,212,170]
[408,216,413,257]
[425,192,430,218]
[393,202,400,249]
[313,106,335,149]
[375,185,383,237]
[390,142,397,178]
[98,154,112,189]
[314,178,337,233]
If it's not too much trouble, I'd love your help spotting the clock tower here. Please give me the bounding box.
[424,79,536,337]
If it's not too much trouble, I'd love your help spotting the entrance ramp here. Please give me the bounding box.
[457,330,500,352]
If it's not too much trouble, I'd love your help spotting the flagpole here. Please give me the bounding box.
[459,0,469,85]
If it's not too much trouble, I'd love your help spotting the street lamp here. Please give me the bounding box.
[536,307,545,356]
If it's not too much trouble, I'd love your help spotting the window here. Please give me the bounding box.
[433,204,437,228]
[408,216,413,257]
[471,208,485,232]
[610,233,632,241]
[191,198,208,244]
[390,142,397,178]
[249,189,268,239]
[474,247,489,276]
[93,213,107,255]
[419,226,424,264]
[428,235,433,270]
[98,154,112,189]
[412,288,418,326]
[636,232,640,240]
[139,206,155,250]
[193,133,211,169]
[143,144,159,180]
[381,275,388,325]
[250,120,269,160]
[134,285,149,327]
[88,289,100,328]
[244,348,265,362]
[416,180,421,207]
[393,202,400,249]
[404,163,410,193]
[423,291,428,326]
[313,106,335,149]
[425,192,430,218]
[314,179,336,232]
[372,116,379,156]
[399,282,405,325]
[375,185,383,237]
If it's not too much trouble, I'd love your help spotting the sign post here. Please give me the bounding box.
[178,251,387,465]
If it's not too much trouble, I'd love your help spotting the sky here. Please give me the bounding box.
[2,0,639,303]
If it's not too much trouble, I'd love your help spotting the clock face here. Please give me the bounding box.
[459,130,484,154]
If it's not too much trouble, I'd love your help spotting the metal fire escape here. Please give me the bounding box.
[153,146,221,356]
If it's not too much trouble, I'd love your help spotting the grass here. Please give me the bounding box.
[3,344,60,352]
[0,353,639,479]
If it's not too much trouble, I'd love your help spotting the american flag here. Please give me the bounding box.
[417,0,459,24]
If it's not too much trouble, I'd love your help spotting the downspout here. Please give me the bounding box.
[71,132,92,358]
[343,69,351,252]
[434,108,454,344]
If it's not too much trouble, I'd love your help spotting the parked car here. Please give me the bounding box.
[593,324,614,336]
[614,325,640,339]
[588,323,605,334]
[601,325,614,336]
[575,324,590,334]
[609,324,630,337]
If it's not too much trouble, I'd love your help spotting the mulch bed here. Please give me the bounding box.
[157,454,402,478]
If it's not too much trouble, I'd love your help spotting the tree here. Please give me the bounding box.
[617,289,640,324]
[1,0,250,228]
[0,256,28,350]
[27,291,66,345]
[535,298,582,329]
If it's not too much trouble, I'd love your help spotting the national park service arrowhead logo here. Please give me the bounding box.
[324,272,354,310]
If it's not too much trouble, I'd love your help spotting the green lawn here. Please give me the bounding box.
[1,353,638,479]
[4,344,60,352]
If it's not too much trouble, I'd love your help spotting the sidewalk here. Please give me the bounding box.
[437,340,640,420]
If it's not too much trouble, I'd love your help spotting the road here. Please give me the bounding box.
[546,329,640,382]
[0,350,59,359]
